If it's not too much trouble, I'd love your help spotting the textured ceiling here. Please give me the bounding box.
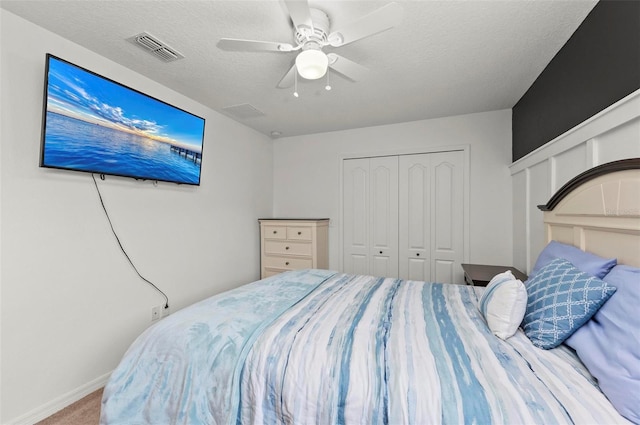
[1,0,597,139]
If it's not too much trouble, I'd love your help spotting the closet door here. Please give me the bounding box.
[343,158,370,275]
[343,157,399,277]
[399,151,464,283]
[399,154,431,280]
[430,151,464,283]
[369,157,399,278]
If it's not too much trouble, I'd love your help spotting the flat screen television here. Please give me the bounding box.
[40,54,206,185]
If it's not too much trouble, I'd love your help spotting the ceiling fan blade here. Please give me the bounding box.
[328,2,403,47]
[277,64,297,88]
[217,38,294,53]
[327,53,369,82]
[283,0,313,31]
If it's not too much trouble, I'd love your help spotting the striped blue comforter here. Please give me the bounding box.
[101,269,628,424]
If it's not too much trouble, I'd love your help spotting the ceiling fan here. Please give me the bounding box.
[217,1,403,88]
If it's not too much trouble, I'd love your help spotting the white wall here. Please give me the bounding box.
[0,10,273,424]
[272,109,513,272]
[510,90,640,274]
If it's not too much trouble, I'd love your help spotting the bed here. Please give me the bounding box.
[100,159,640,425]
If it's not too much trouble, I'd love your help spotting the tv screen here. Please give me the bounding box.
[40,54,206,185]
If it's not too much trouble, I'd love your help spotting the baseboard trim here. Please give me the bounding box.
[9,372,111,425]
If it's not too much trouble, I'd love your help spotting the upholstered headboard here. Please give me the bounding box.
[538,158,640,267]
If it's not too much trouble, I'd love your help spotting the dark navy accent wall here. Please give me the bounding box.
[512,0,640,162]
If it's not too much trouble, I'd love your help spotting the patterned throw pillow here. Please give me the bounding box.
[479,271,527,340]
[522,258,617,349]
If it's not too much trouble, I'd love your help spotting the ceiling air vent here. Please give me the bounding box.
[222,103,266,119]
[127,32,184,62]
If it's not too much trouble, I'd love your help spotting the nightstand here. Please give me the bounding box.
[461,263,528,287]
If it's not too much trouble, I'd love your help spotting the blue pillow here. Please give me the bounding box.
[565,265,640,423]
[530,240,616,279]
[522,258,616,349]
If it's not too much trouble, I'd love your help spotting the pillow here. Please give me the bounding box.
[479,271,527,339]
[565,265,640,423]
[483,270,515,288]
[521,257,616,349]
[530,240,616,279]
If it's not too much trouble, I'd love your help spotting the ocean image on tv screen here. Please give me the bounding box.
[41,55,206,185]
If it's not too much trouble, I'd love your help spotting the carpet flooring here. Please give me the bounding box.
[36,388,103,425]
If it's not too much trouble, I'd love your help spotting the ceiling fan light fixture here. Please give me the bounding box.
[295,49,328,80]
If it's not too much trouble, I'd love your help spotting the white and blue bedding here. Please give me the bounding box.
[100,269,628,424]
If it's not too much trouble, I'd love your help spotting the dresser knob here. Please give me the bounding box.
[273,230,277,234]
[379,250,383,254]
[285,262,290,266]
[416,253,420,257]
[298,231,302,235]
[285,246,290,250]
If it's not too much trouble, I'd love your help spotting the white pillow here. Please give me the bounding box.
[479,271,528,340]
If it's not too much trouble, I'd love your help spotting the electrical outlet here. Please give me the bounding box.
[151,305,161,321]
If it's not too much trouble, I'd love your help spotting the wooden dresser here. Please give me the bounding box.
[259,218,329,278]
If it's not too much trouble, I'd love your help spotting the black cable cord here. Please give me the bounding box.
[91,174,169,309]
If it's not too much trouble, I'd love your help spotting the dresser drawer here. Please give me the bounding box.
[264,240,312,256]
[262,256,313,270]
[287,226,312,240]
[263,225,286,240]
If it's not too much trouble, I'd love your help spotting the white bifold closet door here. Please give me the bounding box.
[343,151,464,283]
[343,156,399,278]
[398,151,464,283]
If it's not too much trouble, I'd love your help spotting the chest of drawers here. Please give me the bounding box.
[259,219,329,278]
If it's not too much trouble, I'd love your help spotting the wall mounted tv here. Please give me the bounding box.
[40,54,206,185]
